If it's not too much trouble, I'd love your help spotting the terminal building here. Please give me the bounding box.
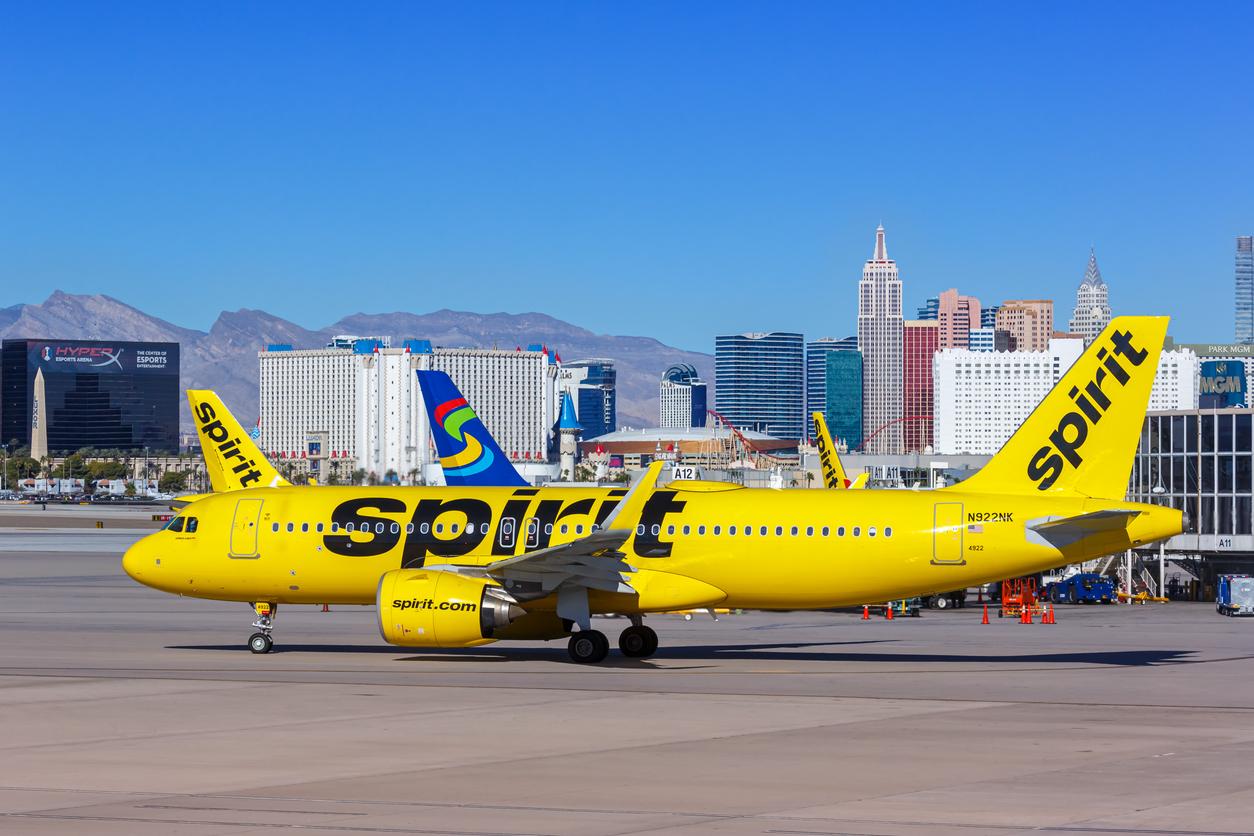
[1,338,179,455]
[1129,407,1254,597]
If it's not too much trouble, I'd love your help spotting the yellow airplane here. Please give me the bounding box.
[124,317,1181,663]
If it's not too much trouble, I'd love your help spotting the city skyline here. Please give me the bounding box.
[3,5,1252,353]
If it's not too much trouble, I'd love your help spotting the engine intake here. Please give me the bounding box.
[376,569,525,648]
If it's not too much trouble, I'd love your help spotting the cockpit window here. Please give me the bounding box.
[165,516,185,533]
[186,517,198,533]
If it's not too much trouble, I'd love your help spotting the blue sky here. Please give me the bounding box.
[3,2,1251,351]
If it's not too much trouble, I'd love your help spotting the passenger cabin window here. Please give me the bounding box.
[301,523,309,533]
[868,527,877,537]
[885,527,893,537]
[821,527,830,536]
[775,526,783,536]
[806,526,814,536]
[316,523,324,533]
[728,526,736,535]
[713,525,721,535]
[286,522,294,533]
[853,527,861,537]
[272,523,279,533]
[697,525,706,535]
[391,522,400,534]
[837,526,846,537]
[330,522,340,533]
[760,526,768,536]
[166,516,185,533]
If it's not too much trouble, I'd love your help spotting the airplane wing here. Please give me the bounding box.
[1027,509,1141,549]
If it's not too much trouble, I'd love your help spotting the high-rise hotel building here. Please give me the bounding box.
[902,320,938,453]
[857,225,903,454]
[805,336,857,428]
[936,289,981,349]
[714,332,805,441]
[1237,235,1254,344]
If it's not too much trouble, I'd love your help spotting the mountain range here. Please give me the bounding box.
[0,292,713,432]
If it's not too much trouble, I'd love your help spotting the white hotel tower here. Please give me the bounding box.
[857,225,904,454]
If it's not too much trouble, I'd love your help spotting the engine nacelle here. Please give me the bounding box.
[376,569,524,648]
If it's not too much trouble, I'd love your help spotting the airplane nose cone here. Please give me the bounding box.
[122,541,144,582]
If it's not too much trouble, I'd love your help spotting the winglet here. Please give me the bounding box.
[187,390,289,492]
[600,461,664,532]
[812,412,850,489]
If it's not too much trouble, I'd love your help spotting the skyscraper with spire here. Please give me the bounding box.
[1068,248,1112,346]
[857,225,903,454]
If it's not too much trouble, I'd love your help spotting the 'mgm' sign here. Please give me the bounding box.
[1200,361,1246,408]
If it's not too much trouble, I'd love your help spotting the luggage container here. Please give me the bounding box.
[1217,575,1254,617]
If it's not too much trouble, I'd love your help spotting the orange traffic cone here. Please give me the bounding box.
[981,604,989,625]
[885,603,894,620]
[321,603,330,613]
[1047,604,1056,624]
[862,605,870,620]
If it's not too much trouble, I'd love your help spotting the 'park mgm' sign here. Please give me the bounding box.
[1200,360,1247,408]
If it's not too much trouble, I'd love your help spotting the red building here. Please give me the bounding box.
[902,320,938,453]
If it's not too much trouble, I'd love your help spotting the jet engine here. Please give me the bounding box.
[376,569,525,648]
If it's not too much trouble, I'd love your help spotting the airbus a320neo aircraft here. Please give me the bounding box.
[124,317,1181,663]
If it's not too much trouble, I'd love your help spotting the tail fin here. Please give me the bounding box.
[187,391,290,492]
[812,412,850,489]
[417,370,529,487]
[956,316,1168,498]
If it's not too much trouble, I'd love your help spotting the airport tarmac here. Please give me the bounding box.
[2,531,1254,835]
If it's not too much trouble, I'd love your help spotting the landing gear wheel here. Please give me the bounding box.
[567,630,610,664]
[248,632,273,654]
[618,625,659,658]
[935,596,950,610]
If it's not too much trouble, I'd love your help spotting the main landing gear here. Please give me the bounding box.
[565,617,660,664]
[248,602,276,654]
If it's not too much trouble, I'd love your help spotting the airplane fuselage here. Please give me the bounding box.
[123,481,1179,612]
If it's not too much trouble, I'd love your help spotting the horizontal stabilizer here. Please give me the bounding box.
[1027,509,1141,549]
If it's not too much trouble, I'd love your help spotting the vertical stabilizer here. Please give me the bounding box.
[812,411,850,489]
[955,316,1168,498]
[417,370,529,487]
[187,391,289,491]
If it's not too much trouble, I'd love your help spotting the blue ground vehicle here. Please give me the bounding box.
[1043,573,1115,604]
[1217,575,1254,617]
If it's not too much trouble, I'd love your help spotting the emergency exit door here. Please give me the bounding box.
[229,498,264,558]
[932,502,965,565]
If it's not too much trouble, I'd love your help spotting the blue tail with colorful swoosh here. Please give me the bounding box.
[417,370,529,487]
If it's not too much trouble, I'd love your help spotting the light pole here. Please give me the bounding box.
[143,446,149,497]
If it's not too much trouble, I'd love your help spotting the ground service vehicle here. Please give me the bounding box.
[123,318,1182,663]
[1217,574,1254,616]
[1044,572,1115,604]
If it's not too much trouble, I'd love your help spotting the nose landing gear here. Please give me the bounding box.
[248,602,277,654]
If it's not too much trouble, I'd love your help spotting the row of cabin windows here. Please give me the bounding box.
[638,523,892,538]
[266,520,892,539]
